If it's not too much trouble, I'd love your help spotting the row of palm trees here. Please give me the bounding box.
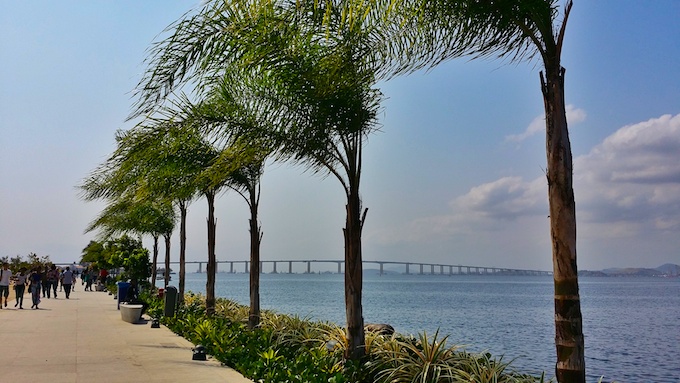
[81,1,584,381]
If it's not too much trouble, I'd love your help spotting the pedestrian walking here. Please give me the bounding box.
[13,267,27,309]
[29,267,42,309]
[0,262,11,308]
[71,269,77,292]
[47,264,59,298]
[87,269,95,291]
[62,267,74,299]
[42,266,51,298]
[83,269,93,291]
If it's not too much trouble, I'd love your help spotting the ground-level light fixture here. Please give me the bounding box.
[192,345,207,361]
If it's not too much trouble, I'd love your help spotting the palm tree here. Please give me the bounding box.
[120,119,232,316]
[182,74,274,328]
[259,42,382,360]
[80,128,180,288]
[132,1,383,358]
[83,194,175,287]
[213,136,269,328]
[120,119,207,304]
[331,0,583,379]
[174,113,272,322]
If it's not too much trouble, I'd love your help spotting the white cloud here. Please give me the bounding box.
[505,105,587,143]
[374,113,680,246]
[452,176,546,220]
[579,113,680,184]
[368,177,548,245]
[575,113,680,233]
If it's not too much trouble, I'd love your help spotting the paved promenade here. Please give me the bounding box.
[0,285,252,383]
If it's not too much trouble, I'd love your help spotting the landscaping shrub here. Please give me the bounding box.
[141,292,546,383]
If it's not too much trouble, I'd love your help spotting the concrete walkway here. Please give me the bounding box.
[0,285,252,383]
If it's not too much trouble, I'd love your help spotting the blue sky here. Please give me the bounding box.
[1,1,679,271]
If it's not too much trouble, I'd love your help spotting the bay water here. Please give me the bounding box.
[167,272,679,382]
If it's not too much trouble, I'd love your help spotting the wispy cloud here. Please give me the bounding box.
[505,105,587,143]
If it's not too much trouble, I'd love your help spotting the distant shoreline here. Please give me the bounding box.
[579,263,680,278]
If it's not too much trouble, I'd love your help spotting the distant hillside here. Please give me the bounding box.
[581,263,680,277]
[656,263,680,275]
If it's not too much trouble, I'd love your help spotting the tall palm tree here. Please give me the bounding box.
[132,1,383,358]
[333,0,584,379]
[259,41,382,360]
[183,74,274,329]
[213,136,269,329]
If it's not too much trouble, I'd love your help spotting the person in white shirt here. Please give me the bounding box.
[61,267,74,299]
[0,263,12,308]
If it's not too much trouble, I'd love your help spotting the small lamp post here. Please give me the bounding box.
[192,345,207,361]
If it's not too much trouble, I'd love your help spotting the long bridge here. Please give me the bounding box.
[164,259,551,276]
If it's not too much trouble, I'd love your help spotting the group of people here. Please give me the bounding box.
[81,267,108,291]
[0,262,81,309]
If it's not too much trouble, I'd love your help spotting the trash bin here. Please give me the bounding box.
[164,286,178,317]
[117,282,131,310]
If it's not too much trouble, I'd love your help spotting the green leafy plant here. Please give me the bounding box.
[140,290,163,319]
[372,330,461,383]
[154,292,545,383]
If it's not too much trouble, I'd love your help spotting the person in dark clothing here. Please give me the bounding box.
[47,264,59,298]
[29,267,42,309]
[42,266,51,298]
[13,267,28,309]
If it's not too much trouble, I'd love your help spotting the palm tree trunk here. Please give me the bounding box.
[248,191,262,329]
[541,63,585,382]
[205,191,217,316]
[343,174,366,360]
[151,235,159,287]
[178,200,187,305]
[163,234,171,289]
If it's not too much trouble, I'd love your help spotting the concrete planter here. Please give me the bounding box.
[120,303,143,323]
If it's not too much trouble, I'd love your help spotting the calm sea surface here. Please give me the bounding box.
[166,272,680,383]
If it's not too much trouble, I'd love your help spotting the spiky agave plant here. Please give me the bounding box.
[260,313,330,350]
[372,330,463,383]
[372,331,546,383]
[214,297,250,323]
[451,353,546,383]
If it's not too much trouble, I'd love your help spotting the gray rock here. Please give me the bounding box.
[365,323,395,336]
